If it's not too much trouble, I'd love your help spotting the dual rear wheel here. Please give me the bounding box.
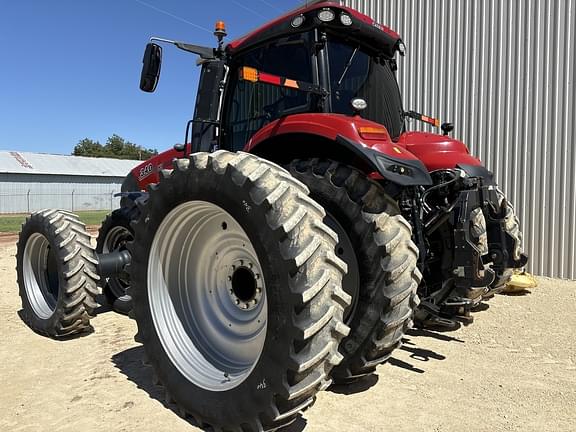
[16,152,421,431]
[128,152,351,430]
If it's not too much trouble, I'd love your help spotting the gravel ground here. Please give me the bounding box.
[1,238,575,432]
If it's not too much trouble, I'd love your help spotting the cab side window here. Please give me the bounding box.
[224,33,313,151]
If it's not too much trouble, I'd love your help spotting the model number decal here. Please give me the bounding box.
[138,163,154,181]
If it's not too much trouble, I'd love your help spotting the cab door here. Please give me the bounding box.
[220,33,316,152]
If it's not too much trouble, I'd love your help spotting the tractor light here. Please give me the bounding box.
[387,164,413,177]
[240,66,259,83]
[318,9,336,22]
[214,20,227,37]
[358,126,389,141]
[340,13,353,26]
[291,15,306,28]
[351,98,368,112]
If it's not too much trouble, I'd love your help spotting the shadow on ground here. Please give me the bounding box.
[501,290,531,297]
[112,345,308,432]
[387,331,455,374]
[329,374,379,395]
[112,346,165,402]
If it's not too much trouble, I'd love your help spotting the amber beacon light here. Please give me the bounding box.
[214,20,227,38]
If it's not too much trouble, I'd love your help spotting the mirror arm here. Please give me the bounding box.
[150,37,216,59]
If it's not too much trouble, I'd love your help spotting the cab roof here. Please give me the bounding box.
[227,2,402,58]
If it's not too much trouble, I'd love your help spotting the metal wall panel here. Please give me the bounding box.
[0,174,124,213]
[325,0,576,279]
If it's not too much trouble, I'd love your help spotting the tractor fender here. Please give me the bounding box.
[335,135,432,186]
[245,114,433,187]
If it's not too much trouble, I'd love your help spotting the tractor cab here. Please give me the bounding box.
[138,1,480,188]
[221,3,407,148]
[140,3,412,156]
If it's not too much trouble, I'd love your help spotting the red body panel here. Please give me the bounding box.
[397,132,482,171]
[227,2,400,53]
[131,148,182,190]
[246,113,421,162]
[131,122,483,192]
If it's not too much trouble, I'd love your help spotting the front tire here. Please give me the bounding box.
[16,210,100,337]
[289,159,421,384]
[488,193,525,294]
[129,152,350,431]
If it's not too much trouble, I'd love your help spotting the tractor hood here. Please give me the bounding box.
[397,132,484,172]
[227,2,403,58]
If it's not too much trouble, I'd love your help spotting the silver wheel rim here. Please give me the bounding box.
[23,233,58,319]
[148,201,267,391]
[103,225,133,297]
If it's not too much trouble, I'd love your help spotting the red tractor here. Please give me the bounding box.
[16,3,526,431]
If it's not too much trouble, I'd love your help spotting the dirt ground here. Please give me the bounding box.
[1,237,575,432]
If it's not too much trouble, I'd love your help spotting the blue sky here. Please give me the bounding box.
[0,0,303,155]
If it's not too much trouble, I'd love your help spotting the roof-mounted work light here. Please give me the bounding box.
[318,9,336,22]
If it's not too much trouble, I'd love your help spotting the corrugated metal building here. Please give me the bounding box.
[0,151,140,214]
[311,0,575,279]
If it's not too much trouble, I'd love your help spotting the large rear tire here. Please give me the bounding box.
[128,152,350,431]
[289,159,420,384]
[16,210,100,337]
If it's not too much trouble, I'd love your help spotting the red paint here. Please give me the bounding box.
[397,132,482,171]
[131,148,182,190]
[228,2,400,53]
[131,126,483,193]
[246,113,421,162]
[259,71,282,86]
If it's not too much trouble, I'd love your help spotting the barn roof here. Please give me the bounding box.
[0,151,140,177]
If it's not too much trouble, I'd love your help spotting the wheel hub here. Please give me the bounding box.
[226,261,263,311]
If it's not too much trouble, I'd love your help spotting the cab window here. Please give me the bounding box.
[223,33,314,151]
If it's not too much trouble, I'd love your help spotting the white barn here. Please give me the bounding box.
[0,151,141,214]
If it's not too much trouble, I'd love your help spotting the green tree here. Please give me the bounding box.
[72,135,158,160]
[72,138,105,158]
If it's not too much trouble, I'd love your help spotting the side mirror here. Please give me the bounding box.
[140,43,162,93]
[441,122,454,136]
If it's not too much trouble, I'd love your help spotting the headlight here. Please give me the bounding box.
[318,9,336,22]
[340,13,353,26]
[291,15,305,28]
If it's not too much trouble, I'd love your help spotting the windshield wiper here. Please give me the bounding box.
[336,46,360,89]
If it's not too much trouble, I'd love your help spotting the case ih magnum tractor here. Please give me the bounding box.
[16,3,527,431]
